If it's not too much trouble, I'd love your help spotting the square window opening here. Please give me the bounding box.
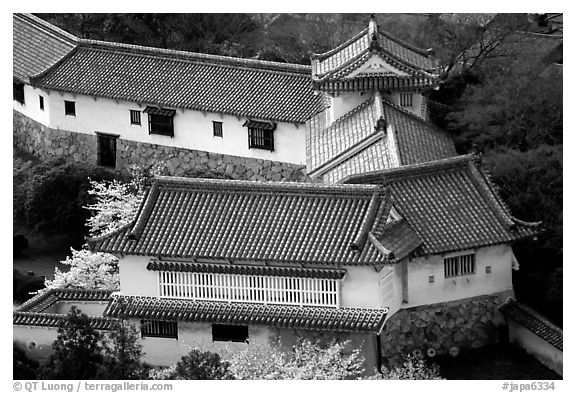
[13,82,25,104]
[248,127,274,151]
[400,93,413,107]
[212,324,248,343]
[64,100,76,116]
[130,110,141,126]
[148,114,174,137]
[213,121,223,137]
[141,320,178,339]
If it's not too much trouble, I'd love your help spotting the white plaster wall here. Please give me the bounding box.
[340,266,381,308]
[138,320,274,366]
[13,326,58,363]
[13,85,51,126]
[119,255,158,297]
[509,319,563,377]
[44,92,306,164]
[330,92,372,123]
[51,301,109,316]
[390,91,424,118]
[406,245,514,308]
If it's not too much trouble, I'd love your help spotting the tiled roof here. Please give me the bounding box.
[306,94,456,182]
[311,17,439,86]
[147,261,346,279]
[13,312,117,330]
[14,288,116,330]
[342,155,541,255]
[17,288,114,313]
[29,39,323,124]
[373,219,422,261]
[500,298,562,351]
[13,13,77,82]
[105,294,388,333]
[89,178,392,265]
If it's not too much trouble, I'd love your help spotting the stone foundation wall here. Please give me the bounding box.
[380,292,511,367]
[14,110,309,182]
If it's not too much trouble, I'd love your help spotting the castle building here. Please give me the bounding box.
[13,14,542,371]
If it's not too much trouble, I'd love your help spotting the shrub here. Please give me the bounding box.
[39,307,103,380]
[98,320,148,379]
[171,349,234,380]
[367,354,443,380]
[13,344,39,379]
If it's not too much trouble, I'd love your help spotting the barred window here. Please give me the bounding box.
[13,82,25,104]
[149,114,174,137]
[141,320,178,339]
[213,121,223,137]
[130,110,141,125]
[444,253,476,278]
[400,93,413,107]
[248,127,274,151]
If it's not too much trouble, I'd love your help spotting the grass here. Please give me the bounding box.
[435,344,561,380]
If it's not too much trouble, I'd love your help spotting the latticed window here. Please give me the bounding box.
[243,120,276,151]
[158,271,340,307]
[13,82,25,104]
[400,93,413,107]
[141,320,178,339]
[444,253,476,278]
[144,106,175,137]
[248,127,274,151]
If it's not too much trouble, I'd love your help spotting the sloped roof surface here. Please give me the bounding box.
[105,294,388,333]
[306,96,456,182]
[13,288,116,330]
[89,177,390,265]
[13,13,77,82]
[342,155,541,255]
[31,42,323,123]
[500,298,562,351]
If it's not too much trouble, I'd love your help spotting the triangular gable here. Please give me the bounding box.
[344,54,410,79]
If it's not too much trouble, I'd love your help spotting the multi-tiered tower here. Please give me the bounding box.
[306,15,455,183]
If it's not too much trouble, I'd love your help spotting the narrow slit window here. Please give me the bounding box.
[39,96,44,111]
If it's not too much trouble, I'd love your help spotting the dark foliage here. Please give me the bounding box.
[13,269,45,302]
[39,307,103,380]
[484,146,562,325]
[98,320,148,379]
[14,157,124,247]
[13,344,39,379]
[172,349,234,380]
[13,234,29,257]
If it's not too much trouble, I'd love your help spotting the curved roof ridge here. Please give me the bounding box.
[79,38,311,74]
[377,28,435,58]
[16,13,79,46]
[311,27,369,59]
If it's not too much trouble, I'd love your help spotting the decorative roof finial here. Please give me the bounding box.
[368,13,378,46]
[375,116,387,131]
